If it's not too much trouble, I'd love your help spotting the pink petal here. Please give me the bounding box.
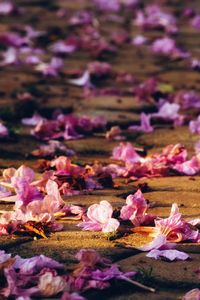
[147,249,190,261]
[102,218,119,233]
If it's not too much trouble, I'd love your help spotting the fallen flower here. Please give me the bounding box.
[134,4,177,33]
[191,58,200,71]
[105,126,125,141]
[129,112,153,133]
[0,1,15,15]
[133,203,200,243]
[0,122,9,138]
[78,200,119,233]
[191,15,200,29]
[120,189,153,226]
[151,101,184,126]
[74,248,155,292]
[190,115,200,134]
[172,155,200,176]
[68,71,91,87]
[0,47,20,66]
[146,248,190,261]
[38,269,67,297]
[112,142,141,163]
[35,58,63,76]
[151,37,188,59]
[132,35,147,46]
[138,234,190,261]
[182,288,200,300]
[31,140,75,158]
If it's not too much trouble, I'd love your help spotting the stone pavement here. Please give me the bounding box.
[0,0,200,299]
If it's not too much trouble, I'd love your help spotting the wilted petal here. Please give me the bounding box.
[147,249,190,261]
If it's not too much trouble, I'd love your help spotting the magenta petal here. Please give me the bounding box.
[77,221,102,231]
[138,234,175,251]
[147,249,190,261]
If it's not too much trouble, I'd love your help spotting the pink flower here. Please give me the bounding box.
[139,234,190,261]
[129,113,153,133]
[45,180,64,207]
[32,140,75,157]
[50,37,79,54]
[14,165,35,183]
[0,122,8,137]
[134,77,158,100]
[134,4,177,33]
[132,35,147,46]
[0,47,19,66]
[173,155,200,175]
[88,61,111,77]
[78,200,119,233]
[13,254,63,275]
[182,289,200,300]
[151,37,188,59]
[151,102,184,126]
[12,177,43,207]
[191,15,200,29]
[146,249,190,261]
[0,32,27,47]
[38,269,67,297]
[120,190,152,226]
[35,58,63,76]
[21,113,44,126]
[191,58,200,70]
[112,142,141,163]
[105,126,125,141]
[190,115,200,134]
[94,0,120,12]
[91,265,136,281]
[134,203,200,243]
[31,119,62,141]
[75,249,107,267]
[0,1,14,15]
[0,250,11,264]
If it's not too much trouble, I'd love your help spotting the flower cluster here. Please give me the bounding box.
[0,248,137,299]
[108,142,200,178]
[22,113,107,141]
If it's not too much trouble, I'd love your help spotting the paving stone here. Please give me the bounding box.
[115,233,200,254]
[136,127,200,152]
[86,287,185,300]
[8,230,136,263]
[117,252,200,287]
[144,191,200,208]
[0,236,32,250]
[67,137,118,154]
[136,176,200,193]
[79,96,154,112]
[63,194,125,208]
[77,109,140,127]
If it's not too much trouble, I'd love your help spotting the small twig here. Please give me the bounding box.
[121,276,156,293]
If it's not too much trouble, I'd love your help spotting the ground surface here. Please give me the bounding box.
[0,0,200,299]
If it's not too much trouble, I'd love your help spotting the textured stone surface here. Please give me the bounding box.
[118,253,200,286]
[0,0,200,299]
